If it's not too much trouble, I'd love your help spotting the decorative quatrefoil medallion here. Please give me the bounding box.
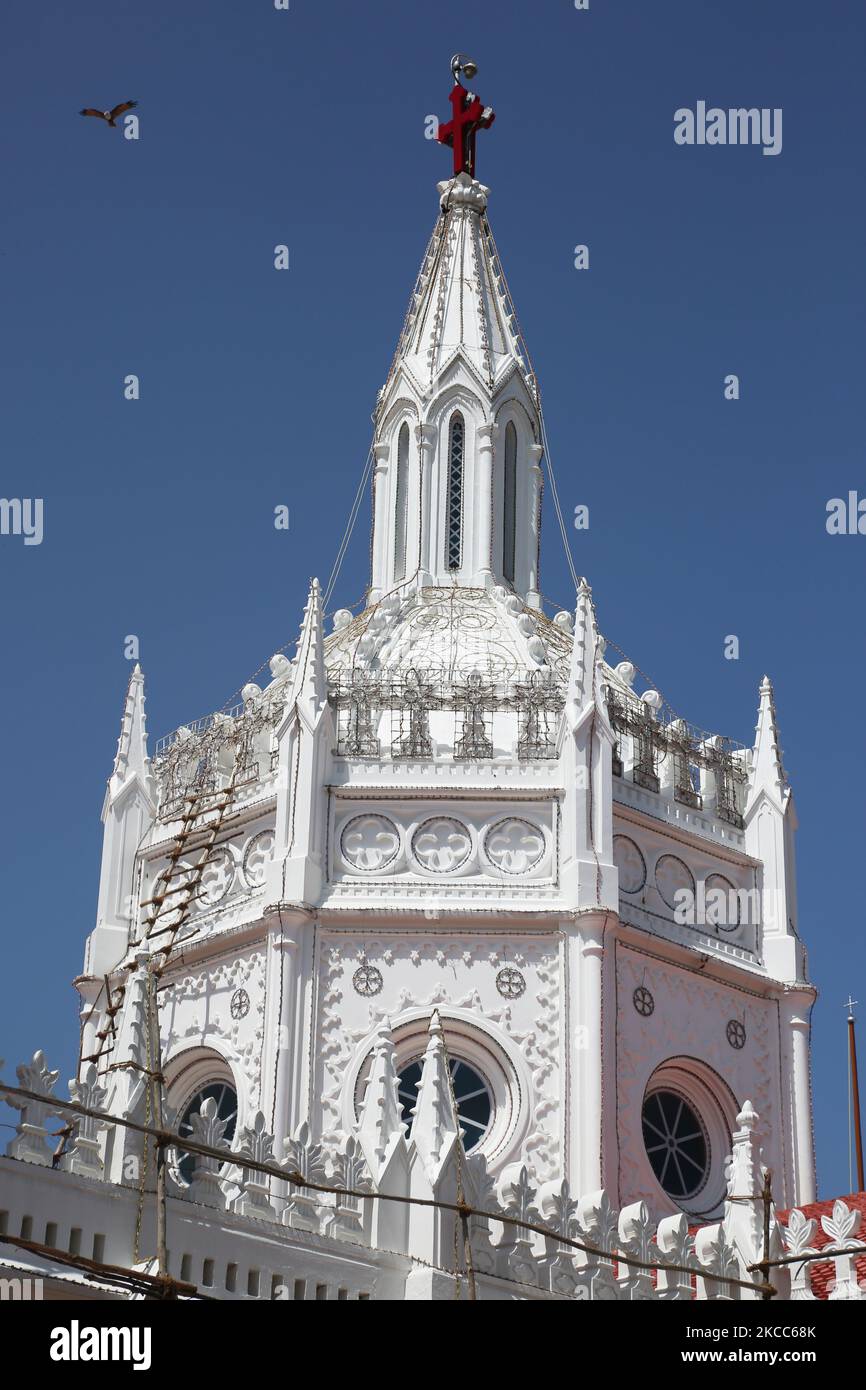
[341,815,400,872]
[484,819,545,874]
[230,988,250,1020]
[242,830,275,888]
[411,818,472,873]
[726,1019,746,1050]
[352,962,384,997]
[496,966,526,1000]
[633,985,655,1018]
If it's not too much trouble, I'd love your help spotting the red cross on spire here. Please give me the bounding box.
[436,56,495,179]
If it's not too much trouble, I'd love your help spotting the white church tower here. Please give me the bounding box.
[0,60,819,1301]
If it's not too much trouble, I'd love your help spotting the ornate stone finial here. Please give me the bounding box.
[782,1208,818,1301]
[820,1199,864,1299]
[185,1096,230,1209]
[282,1120,329,1233]
[233,1111,278,1222]
[6,1051,61,1166]
[437,173,489,213]
[329,1133,373,1240]
[65,1064,108,1178]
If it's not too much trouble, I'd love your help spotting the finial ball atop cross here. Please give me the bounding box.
[437,54,495,179]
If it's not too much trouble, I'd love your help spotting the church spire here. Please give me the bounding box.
[370,59,543,603]
[382,174,533,402]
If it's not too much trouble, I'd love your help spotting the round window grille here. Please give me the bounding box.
[642,1089,709,1200]
[726,1019,746,1050]
[633,985,655,1017]
[352,962,383,997]
[495,966,526,1000]
[397,1057,492,1153]
[177,1081,238,1185]
[230,988,250,1020]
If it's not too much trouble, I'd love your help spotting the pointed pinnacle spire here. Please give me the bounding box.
[410,1009,460,1171]
[356,1019,405,1172]
[109,663,151,796]
[290,578,327,722]
[568,578,601,712]
[749,675,787,804]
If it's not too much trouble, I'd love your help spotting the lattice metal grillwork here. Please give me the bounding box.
[670,722,703,810]
[153,693,285,819]
[454,672,494,759]
[709,744,747,829]
[516,671,563,760]
[336,670,381,758]
[606,690,664,793]
[605,687,748,822]
[330,666,563,762]
[391,668,437,759]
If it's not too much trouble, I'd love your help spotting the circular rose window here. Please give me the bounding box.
[642,1089,709,1200]
[397,1057,492,1152]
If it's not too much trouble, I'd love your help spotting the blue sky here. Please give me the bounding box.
[1,0,864,1200]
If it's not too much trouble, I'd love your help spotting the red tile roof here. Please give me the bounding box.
[777,1191,866,1299]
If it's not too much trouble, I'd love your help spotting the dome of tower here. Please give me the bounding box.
[324,586,574,683]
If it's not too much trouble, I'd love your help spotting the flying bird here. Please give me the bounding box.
[79,101,138,127]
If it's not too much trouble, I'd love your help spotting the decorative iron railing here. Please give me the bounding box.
[328,668,564,762]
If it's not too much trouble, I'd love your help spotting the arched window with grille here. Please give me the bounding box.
[503,421,517,584]
[394,422,409,582]
[446,413,464,570]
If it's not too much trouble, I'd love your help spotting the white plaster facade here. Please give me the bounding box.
[0,170,819,1300]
